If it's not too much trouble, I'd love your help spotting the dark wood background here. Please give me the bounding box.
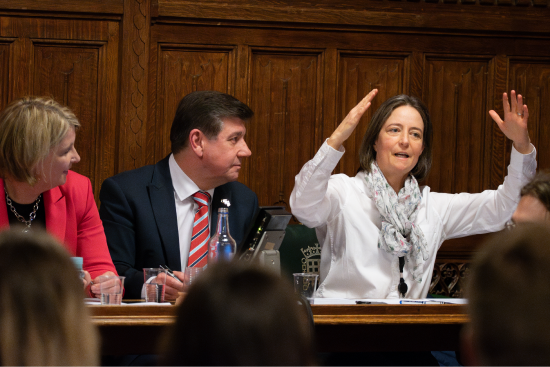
[1,0,549,260]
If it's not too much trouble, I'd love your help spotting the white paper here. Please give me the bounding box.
[311,298,467,305]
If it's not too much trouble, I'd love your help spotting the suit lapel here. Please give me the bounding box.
[148,157,182,271]
[44,185,66,244]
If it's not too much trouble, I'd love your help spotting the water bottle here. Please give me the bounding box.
[71,257,86,282]
[208,207,236,263]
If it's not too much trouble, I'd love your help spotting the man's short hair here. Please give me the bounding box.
[0,97,80,185]
[170,91,254,154]
[466,223,550,366]
[520,170,550,212]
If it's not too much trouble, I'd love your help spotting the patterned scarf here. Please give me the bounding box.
[364,161,428,292]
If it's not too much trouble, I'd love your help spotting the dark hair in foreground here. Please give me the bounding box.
[466,223,550,366]
[170,90,254,154]
[358,94,433,181]
[0,228,98,365]
[160,262,316,366]
[520,170,550,212]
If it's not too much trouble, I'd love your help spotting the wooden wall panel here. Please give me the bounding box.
[0,44,8,109]
[423,56,493,194]
[154,46,236,160]
[0,15,120,201]
[247,50,322,207]
[156,0,550,34]
[336,53,409,177]
[33,45,99,184]
[509,60,550,171]
[119,0,151,172]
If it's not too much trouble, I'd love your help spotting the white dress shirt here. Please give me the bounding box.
[168,154,214,269]
[290,140,537,299]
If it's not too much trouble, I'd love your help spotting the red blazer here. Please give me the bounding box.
[0,171,117,280]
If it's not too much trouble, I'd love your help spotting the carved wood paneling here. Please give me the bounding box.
[155,0,550,34]
[0,15,119,201]
[0,44,8,110]
[0,0,124,15]
[247,50,322,207]
[119,0,151,171]
[154,46,235,160]
[336,53,409,177]
[430,262,470,298]
[509,60,550,171]
[34,45,99,184]
[423,55,493,193]
[490,55,509,188]
[8,37,32,99]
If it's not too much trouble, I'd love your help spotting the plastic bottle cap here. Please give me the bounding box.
[71,256,83,271]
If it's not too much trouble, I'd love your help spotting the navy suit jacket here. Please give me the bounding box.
[99,156,259,299]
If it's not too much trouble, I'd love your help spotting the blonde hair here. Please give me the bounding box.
[0,228,98,366]
[0,97,80,185]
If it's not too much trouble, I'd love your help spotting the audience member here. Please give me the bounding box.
[0,97,117,298]
[99,91,259,300]
[0,228,99,365]
[159,262,316,366]
[509,170,550,226]
[462,223,550,366]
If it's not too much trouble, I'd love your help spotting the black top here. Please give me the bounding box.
[6,196,46,230]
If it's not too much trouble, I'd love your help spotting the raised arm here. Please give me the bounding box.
[489,90,532,154]
[291,89,378,227]
[327,89,378,149]
[434,91,536,239]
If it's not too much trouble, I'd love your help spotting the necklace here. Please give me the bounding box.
[4,187,42,233]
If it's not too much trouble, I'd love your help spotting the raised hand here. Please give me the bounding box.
[489,90,531,154]
[327,89,378,150]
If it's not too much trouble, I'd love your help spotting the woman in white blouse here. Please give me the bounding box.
[290,89,536,299]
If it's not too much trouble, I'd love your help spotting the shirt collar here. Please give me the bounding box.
[168,154,214,202]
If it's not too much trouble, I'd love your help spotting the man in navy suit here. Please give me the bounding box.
[99,91,259,300]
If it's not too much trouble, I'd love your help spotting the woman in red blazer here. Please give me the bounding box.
[0,97,117,298]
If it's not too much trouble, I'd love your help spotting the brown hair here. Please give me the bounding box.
[358,94,433,181]
[466,223,550,366]
[160,262,316,366]
[0,228,98,365]
[0,96,80,185]
[170,91,254,154]
[520,170,550,212]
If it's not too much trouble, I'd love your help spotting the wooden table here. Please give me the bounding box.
[89,304,469,355]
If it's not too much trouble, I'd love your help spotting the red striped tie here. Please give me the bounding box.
[187,191,211,268]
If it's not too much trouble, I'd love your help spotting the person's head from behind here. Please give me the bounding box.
[170,91,254,189]
[0,96,81,190]
[160,262,316,366]
[0,228,98,366]
[463,223,550,366]
[359,94,433,184]
[510,170,550,226]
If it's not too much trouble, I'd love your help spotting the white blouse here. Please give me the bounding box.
[290,141,537,299]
